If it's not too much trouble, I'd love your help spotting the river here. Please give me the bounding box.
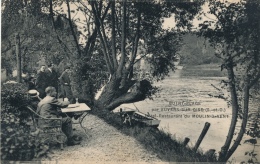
[117,64,260,163]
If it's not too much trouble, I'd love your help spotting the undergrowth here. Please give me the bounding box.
[90,108,217,162]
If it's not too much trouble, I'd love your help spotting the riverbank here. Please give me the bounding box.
[36,63,260,163]
[128,65,260,163]
[38,110,215,163]
[40,114,162,163]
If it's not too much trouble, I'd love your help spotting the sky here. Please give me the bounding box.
[60,0,242,45]
[0,0,243,46]
[163,0,242,30]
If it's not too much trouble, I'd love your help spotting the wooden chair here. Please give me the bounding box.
[25,106,67,149]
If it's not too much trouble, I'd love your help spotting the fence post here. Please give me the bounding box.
[183,137,190,146]
[120,108,123,123]
[194,122,211,152]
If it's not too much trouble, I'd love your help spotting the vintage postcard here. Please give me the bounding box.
[1,0,259,163]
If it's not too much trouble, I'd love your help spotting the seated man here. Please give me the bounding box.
[37,86,80,146]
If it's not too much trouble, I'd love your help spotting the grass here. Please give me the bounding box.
[89,108,218,162]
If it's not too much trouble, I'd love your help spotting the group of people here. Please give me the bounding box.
[28,64,82,146]
[29,64,73,102]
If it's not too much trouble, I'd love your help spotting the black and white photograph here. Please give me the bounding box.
[1,0,260,163]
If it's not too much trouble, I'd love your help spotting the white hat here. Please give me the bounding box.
[28,90,39,98]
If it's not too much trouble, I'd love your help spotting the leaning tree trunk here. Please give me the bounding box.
[218,62,240,162]
[95,75,122,110]
[224,82,250,161]
[94,74,148,111]
[91,1,147,111]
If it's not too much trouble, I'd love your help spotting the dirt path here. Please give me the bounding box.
[42,114,163,163]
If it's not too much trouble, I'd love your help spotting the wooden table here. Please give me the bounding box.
[61,103,91,137]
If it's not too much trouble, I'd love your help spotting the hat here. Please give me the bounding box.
[28,90,39,98]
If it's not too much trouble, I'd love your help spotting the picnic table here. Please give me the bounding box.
[61,103,91,138]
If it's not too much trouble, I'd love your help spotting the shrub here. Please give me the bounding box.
[91,108,217,162]
[244,107,260,163]
[1,83,30,120]
[1,83,48,161]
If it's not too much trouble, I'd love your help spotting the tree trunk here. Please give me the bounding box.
[218,63,239,162]
[95,75,148,111]
[117,0,127,76]
[95,75,122,109]
[15,33,22,83]
[111,1,118,69]
[224,82,250,161]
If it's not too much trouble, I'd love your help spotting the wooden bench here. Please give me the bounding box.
[25,106,67,149]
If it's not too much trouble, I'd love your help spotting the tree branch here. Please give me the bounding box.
[49,0,72,59]
[91,1,113,74]
[117,0,127,76]
[66,0,81,58]
[115,10,121,38]
[134,53,149,64]
[106,88,145,111]
[84,1,111,57]
[111,0,118,70]
[84,28,97,55]
[1,39,13,53]
[128,7,141,72]
[94,1,114,71]
[101,1,111,20]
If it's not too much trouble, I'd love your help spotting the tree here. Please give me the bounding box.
[45,1,204,109]
[198,0,260,162]
[83,1,203,110]
[179,33,221,65]
[1,0,77,77]
[2,0,203,109]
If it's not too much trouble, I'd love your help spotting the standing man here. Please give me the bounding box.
[59,66,74,103]
[37,86,81,146]
[35,65,47,99]
[46,63,59,94]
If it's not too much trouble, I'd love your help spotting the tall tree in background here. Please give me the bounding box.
[1,0,71,76]
[198,0,260,162]
[86,1,202,110]
[51,0,203,110]
[2,0,203,109]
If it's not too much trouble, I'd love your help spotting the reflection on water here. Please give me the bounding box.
[132,66,258,161]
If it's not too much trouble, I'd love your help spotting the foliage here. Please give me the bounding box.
[1,0,74,75]
[1,83,49,160]
[243,107,260,163]
[146,31,182,80]
[197,0,260,162]
[70,49,109,98]
[90,107,217,162]
[81,0,204,110]
[138,80,159,100]
[2,0,204,110]
[1,83,30,112]
[179,33,221,65]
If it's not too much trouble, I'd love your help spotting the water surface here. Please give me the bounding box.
[128,65,259,162]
